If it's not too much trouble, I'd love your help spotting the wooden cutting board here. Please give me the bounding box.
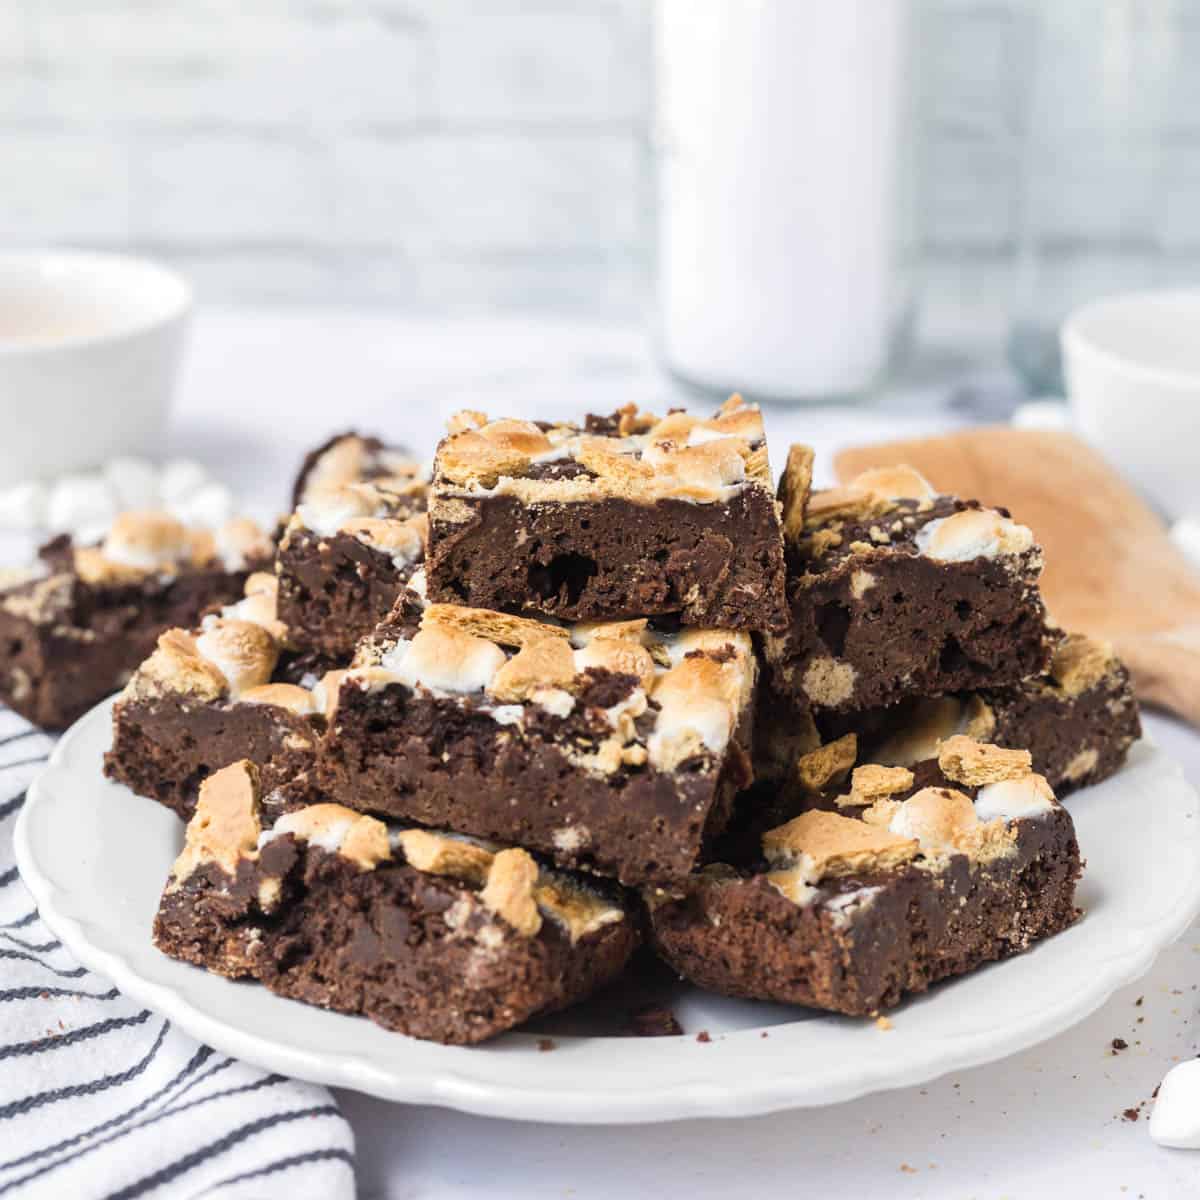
[834,427,1200,726]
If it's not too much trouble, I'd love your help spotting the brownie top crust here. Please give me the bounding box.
[285,475,429,566]
[789,462,1039,577]
[748,740,1064,908]
[864,633,1128,767]
[431,394,773,507]
[170,760,629,946]
[119,570,346,712]
[0,508,274,619]
[344,600,756,777]
[292,431,425,509]
[0,511,273,628]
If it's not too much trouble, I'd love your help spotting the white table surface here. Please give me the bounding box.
[81,309,1200,1196]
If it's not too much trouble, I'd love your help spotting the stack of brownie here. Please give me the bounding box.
[13,410,1138,1044]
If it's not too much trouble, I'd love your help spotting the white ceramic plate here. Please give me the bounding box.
[15,698,1200,1125]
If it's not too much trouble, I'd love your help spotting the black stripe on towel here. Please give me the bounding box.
[0,949,86,979]
[0,985,120,1003]
[0,1010,151,1062]
[100,1106,342,1200]
[200,1148,356,1196]
[0,911,39,930]
[0,755,49,773]
[0,932,60,953]
[3,1073,292,1194]
[0,792,26,823]
[0,1048,219,1175]
[0,1019,169,1120]
[0,731,40,750]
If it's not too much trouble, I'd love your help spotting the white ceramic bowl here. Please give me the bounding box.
[1061,289,1200,518]
[0,251,192,486]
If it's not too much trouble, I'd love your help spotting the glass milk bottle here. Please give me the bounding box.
[655,0,914,402]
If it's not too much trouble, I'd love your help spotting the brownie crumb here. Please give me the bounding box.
[899,1163,918,1174]
[1122,1107,1140,1122]
[629,1005,683,1037]
[1112,1037,1128,1053]
[537,1038,557,1053]
[696,1030,712,1044]
[1152,1084,1161,1100]
[1135,996,1144,1007]
[760,1031,769,1039]
[876,1016,894,1031]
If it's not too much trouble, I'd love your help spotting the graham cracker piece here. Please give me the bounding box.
[572,617,649,644]
[438,429,538,488]
[172,760,261,883]
[480,848,543,937]
[837,763,915,808]
[778,444,815,544]
[396,830,494,886]
[338,814,392,871]
[762,809,920,879]
[743,444,772,487]
[573,637,656,690]
[938,736,1032,787]
[795,733,857,793]
[1051,633,1117,697]
[488,637,578,702]
[574,439,654,485]
[422,603,569,647]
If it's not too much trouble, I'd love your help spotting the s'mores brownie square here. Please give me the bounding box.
[0,511,273,730]
[290,430,421,510]
[853,633,1141,797]
[425,396,788,632]
[317,600,757,888]
[764,454,1054,712]
[276,458,429,659]
[649,741,1081,1016]
[104,571,342,820]
[153,761,639,1045]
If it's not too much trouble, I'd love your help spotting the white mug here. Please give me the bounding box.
[0,251,192,487]
[1061,289,1200,519]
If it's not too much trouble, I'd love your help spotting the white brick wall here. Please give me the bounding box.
[1,0,1197,343]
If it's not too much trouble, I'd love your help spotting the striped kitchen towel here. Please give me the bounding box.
[0,708,356,1200]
